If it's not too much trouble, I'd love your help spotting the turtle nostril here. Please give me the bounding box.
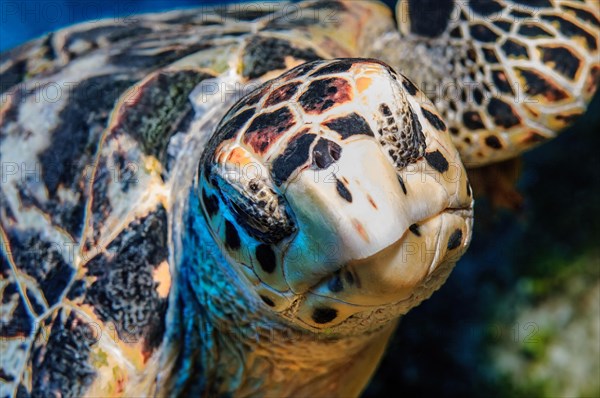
[312,138,342,170]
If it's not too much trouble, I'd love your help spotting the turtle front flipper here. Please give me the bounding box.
[376,0,600,167]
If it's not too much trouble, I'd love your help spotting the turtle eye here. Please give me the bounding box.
[208,170,296,245]
[198,142,297,246]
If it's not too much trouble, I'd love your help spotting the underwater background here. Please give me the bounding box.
[2,1,599,397]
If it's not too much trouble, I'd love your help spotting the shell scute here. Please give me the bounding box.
[83,205,169,354]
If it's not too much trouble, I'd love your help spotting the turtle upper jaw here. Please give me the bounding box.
[307,204,474,307]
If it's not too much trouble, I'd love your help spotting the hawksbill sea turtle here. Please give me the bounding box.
[0,0,598,397]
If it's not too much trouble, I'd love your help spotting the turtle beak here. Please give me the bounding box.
[282,133,473,299]
[279,131,473,328]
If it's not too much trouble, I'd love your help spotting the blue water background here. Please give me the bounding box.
[1,1,224,52]
[0,0,396,52]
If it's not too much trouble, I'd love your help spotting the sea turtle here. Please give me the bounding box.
[0,0,598,397]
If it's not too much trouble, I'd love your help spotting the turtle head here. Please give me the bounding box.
[198,59,473,333]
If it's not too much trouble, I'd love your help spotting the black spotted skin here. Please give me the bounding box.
[485,135,503,150]
[298,77,353,114]
[224,220,242,250]
[201,188,220,218]
[447,229,463,250]
[256,244,277,274]
[264,82,301,106]
[402,78,418,96]
[377,104,426,169]
[424,150,450,173]
[487,98,521,129]
[209,173,297,245]
[324,113,375,139]
[403,0,455,38]
[219,109,258,141]
[311,307,339,324]
[271,133,317,186]
[335,178,353,203]
[260,295,276,307]
[409,223,421,237]
[309,59,354,77]
[421,108,446,131]
[541,15,597,51]
[243,107,296,154]
[516,68,569,102]
[539,46,582,80]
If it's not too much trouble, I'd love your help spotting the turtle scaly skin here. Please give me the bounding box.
[376,0,600,166]
[0,1,598,397]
